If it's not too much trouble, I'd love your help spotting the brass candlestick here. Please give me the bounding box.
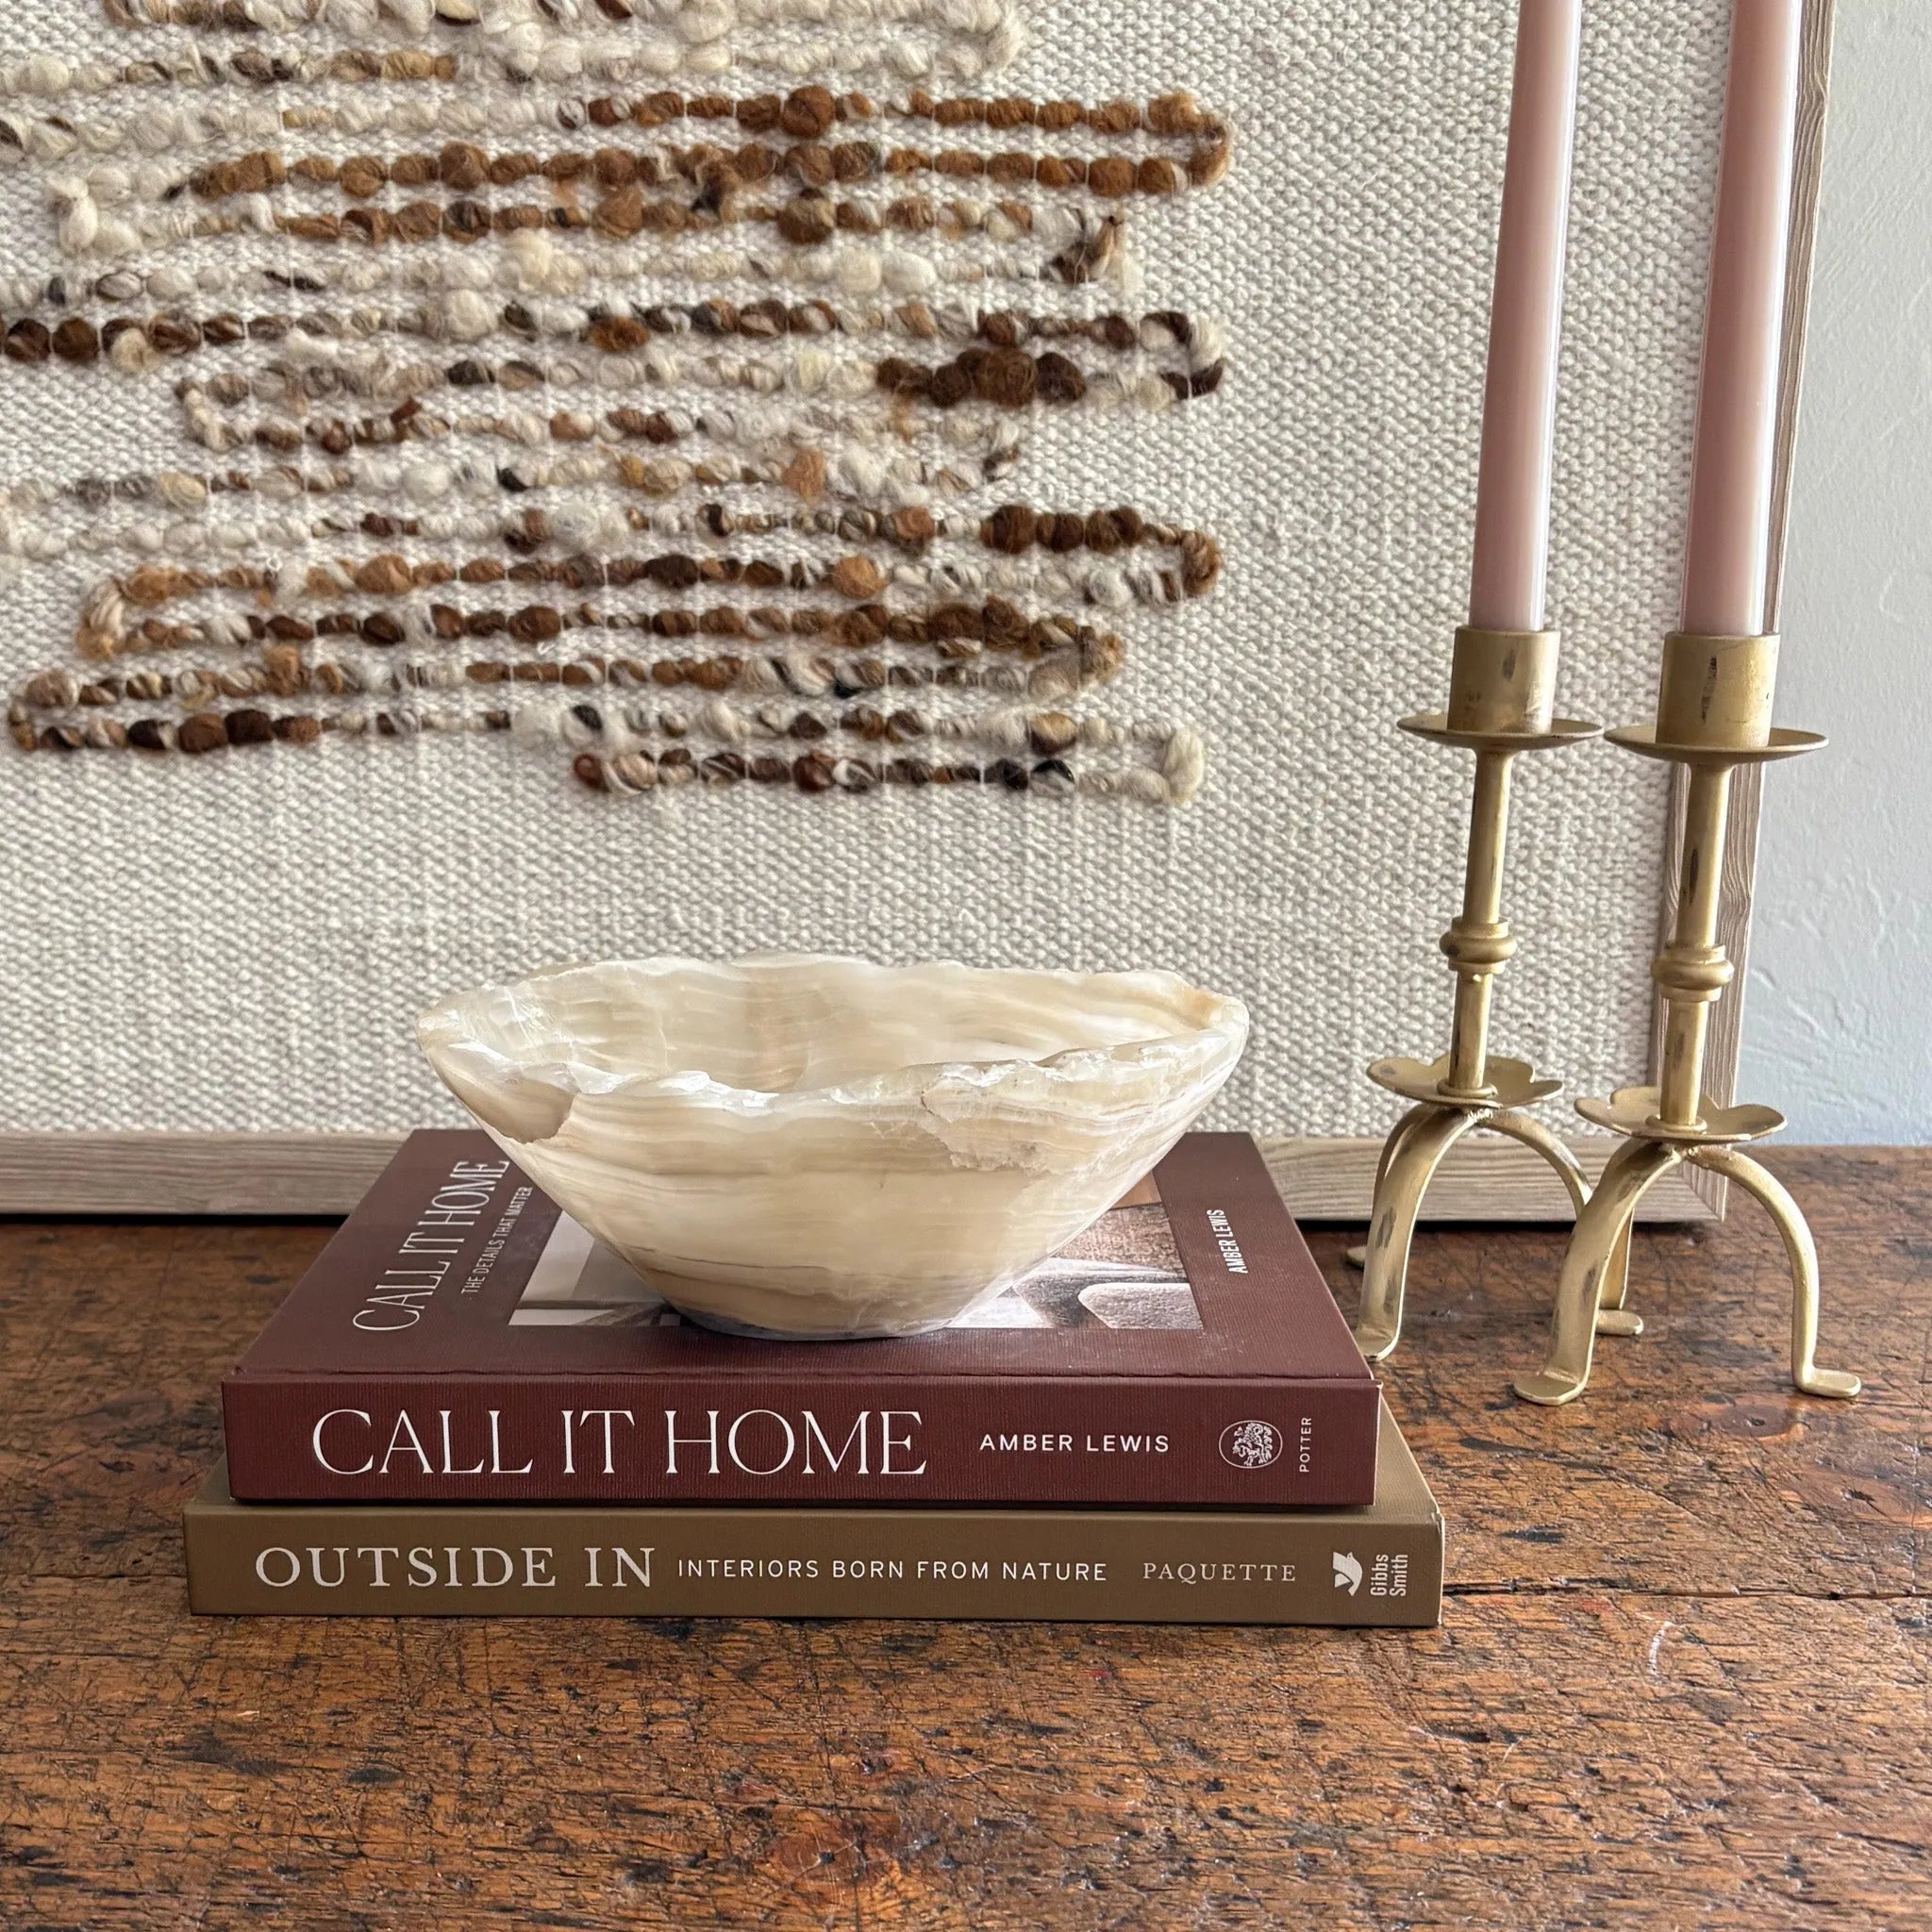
[1353,626,1629,1361]
[1512,631,1860,1406]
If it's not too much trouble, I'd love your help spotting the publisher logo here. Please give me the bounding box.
[1219,1420,1282,1470]
[1332,1552,1363,1596]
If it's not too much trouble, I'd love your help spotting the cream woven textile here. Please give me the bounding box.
[0,1,1727,1134]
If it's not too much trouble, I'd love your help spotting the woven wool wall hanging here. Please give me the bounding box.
[6,0,1223,800]
[0,1,1767,1156]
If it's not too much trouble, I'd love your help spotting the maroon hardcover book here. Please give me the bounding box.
[222,1131,1379,1507]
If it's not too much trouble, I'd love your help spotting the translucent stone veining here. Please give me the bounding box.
[417,954,1249,1338]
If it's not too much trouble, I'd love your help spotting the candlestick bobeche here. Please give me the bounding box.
[1352,625,1635,1362]
[1510,631,1861,1406]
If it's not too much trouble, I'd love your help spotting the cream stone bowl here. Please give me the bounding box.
[416,955,1249,1339]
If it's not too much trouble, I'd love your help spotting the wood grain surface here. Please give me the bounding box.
[1,1150,1925,1930]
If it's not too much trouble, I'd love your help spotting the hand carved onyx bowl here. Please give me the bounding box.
[417,955,1248,1339]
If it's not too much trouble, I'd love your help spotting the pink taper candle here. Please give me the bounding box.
[1467,0,1582,634]
[1681,0,1803,638]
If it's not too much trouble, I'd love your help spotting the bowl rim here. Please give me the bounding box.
[417,952,1250,1117]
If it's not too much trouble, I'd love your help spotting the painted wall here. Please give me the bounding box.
[1740,2,1932,1142]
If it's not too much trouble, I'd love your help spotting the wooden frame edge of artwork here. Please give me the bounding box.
[0,1133,1717,1224]
[0,17,1832,1226]
[1656,0,1838,1220]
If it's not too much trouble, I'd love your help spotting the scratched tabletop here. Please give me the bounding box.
[1,1148,1926,1930]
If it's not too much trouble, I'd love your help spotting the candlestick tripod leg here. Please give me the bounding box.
[1371,1102,1419,1199]
[1690,1148,1861,1399]
[1486,1110,1644,1337]
[1344,1107,1432,1274]
[1595,1220,1641,1336]
[1513,1138,1684,1406]
[1353,1105,1483,1362]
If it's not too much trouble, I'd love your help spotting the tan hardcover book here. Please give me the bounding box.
[184,1403,1441,1627]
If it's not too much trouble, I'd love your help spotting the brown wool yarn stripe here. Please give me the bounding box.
[96,553,1191,609]
[90,521,1218,609]
[0,475,1211,561]
[55,206,1139,300]
[64,601,1131,675]
[13,636,1123,716]
[198,132,1222,205]
[8,709,1089,803]
[258,190,1150,249]
[102,553,898,605]
[60,54,1220,142]
[0,305,1212,364]
[59,46,463,87]
[184,345,1138,412]
[9,695,1183,807]
[172,392,1187,460]
[0,487,1214,566]
[14,688,1078,749]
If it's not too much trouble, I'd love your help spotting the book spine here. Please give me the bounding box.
[185,1499,1441,1626]
[222,1373,1381,1507]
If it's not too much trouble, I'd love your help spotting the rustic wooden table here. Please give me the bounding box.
[1,1149,1926,1929]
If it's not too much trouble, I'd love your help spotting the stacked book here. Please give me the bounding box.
[186,1132,1441,1625]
